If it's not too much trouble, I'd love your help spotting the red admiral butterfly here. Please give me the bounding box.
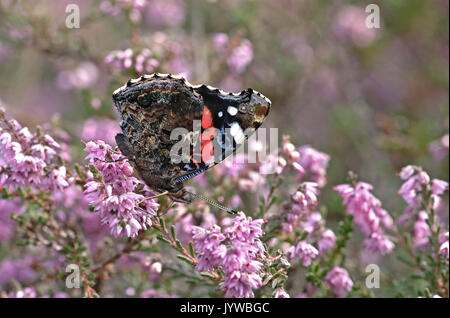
[113,73,271,213]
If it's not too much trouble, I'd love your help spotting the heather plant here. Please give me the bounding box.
[0,1,448,299]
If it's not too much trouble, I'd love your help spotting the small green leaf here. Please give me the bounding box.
[176,254,196,266]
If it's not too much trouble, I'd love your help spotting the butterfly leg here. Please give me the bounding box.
[137,191,169,204]
[94,157,128,163]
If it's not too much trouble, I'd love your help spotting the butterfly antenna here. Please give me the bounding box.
[185,191,238,215]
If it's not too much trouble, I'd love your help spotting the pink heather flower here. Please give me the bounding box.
[318,229,336,254]
[0,116,70,192]
[90,98,102,110]
[334,181,394,254]
[332,6,378,47]
[439,241,449,259]
[301,211,322,234]
[439,232,449,245]
[413,211,431,250]
[261,154,287,175]
[257,153,286,175]
[101,0,149,23]
[145,0,185,27]
[431,179,449,196]
[0,256,37,287]
[105,48,158,73]
[48,166,70,191]
[364,232,395,255]
[192,212,266,298]
[283,139,300,161]
[57,62,99,90]
[134,48,159,73]
[297,145,330,187]
[192,224,226,271]
[292,182,319,210]
[100,1,122,17]
[227,39,253,74]
[429,134,449,162]
[9,287,37,298]
[286,241,319,266]
[282,182,320,234]
[149,261,162,282]
[280,136,305,176]
[397,166,449,227]
[0,198,24,241]
[324,266,353,298]
[238,171,265,192]
[213,34,254,74]
[213,33,229,56]
[274,289,290,298]
[83,140,158,238]
[173,206,194,243]
[217,153,248,177]
[398,166,430,207]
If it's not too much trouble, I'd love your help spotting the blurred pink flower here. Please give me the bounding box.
[318,229,336,254]
[101,0,148,23]
[105,48,160,74]
[333,6,378,47]
[145,0,185,26]
[227,39,253,74]
[57,62,99,90]
[104,48,134,71]
[9,287,37,298]
[297,145,330,187]
[286,241,318,266]
[134,48,160,73]
[429,134,449,161]
[274,288,290,298]
[81,118,121,145]
[397,166,449,225]
[213,33,254,74]
[324,266,353,297]
[0,198,24,241]
[0,256,37,287]
[282,182,319,234]
[213,33,229,56]
[439,241,449,259]
[413,211,431,250]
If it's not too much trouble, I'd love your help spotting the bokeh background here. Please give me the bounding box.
[0,0,448,297]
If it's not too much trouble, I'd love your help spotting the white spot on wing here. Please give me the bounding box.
[230,122,245,144]
[218,111,223,118]
[227,106,238,116]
